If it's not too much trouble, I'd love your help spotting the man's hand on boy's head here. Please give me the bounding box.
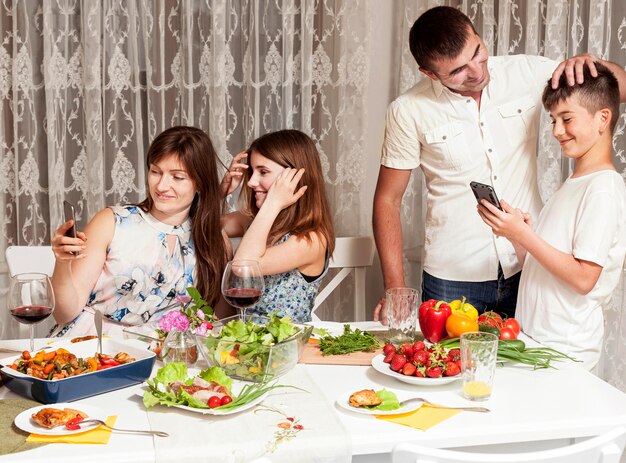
[551,53,598,89]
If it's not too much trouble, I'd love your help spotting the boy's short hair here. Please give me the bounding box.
[409,6,477,71]
[542,62,620,132]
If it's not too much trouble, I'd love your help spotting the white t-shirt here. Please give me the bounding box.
[518,170,626,371]
[381,55,557,281]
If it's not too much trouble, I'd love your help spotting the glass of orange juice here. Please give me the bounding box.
[460,331,498,401]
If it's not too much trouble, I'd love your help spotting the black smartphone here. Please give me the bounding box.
[470,181,503,211]
[63,200,79,255]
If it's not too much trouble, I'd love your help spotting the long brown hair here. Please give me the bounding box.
[239,129,335,256]
[137,126,227,306]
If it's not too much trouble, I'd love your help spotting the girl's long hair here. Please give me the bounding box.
[239,129,335,256]
[137,126,227,307]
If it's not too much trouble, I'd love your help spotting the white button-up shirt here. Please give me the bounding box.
[381,55,558,281]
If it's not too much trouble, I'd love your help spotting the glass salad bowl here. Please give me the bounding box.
[194,314,313,382]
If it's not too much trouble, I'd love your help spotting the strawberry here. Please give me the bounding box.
[383,351,395,363]
[448,348,461,362]
[444,361,461,377]
[412,341,426,352]
[390,354,407,371]
[400,343,414,357]
[413,350,429,366]
[402,362,416,376]
[383,343,396,355]
[414,366,426,377]
[426,365,443,378]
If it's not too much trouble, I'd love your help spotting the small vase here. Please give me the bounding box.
[162,329,198,367]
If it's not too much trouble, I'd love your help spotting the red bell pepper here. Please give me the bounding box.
[65,415,84,430]
[418,299,452,343]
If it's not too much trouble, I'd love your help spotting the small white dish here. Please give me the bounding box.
[15,403,107,436]
[371,354,461,386]
[336,390,422,416]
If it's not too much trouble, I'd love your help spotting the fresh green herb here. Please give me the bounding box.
[319,325,381,356]
[439,338,579,369]
[312,327,331,338]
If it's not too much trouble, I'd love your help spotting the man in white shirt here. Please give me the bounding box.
[373,6,626,321]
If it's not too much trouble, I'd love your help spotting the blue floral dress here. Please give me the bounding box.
[246,234,329,323]
[51,205,195,337]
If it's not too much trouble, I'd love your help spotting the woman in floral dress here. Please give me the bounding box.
[222,130,335,323]
[50,126,231,336]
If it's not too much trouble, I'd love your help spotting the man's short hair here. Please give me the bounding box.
[409,6,477,71]
[542,62,620,133]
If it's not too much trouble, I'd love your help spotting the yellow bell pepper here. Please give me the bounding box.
[448,296,479,320]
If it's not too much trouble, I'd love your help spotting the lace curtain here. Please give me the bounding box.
[396,0,626,390]
[0,0,371,337]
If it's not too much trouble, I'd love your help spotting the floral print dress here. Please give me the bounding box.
[246,234,329,323]
[51,205,195,337]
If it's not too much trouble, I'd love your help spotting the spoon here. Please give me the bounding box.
[74,419,169,437]
[400,397,490,413]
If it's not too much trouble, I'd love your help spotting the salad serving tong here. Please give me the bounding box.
[400,397,490,413]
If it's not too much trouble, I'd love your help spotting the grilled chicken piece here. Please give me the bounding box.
[349,389,382,408]
[31,408,88,429]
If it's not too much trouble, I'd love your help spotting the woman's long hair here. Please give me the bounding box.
[137,126,227,307]
[239,129,335,256]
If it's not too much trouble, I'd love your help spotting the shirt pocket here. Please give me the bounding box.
[498,95,536,138]
[423,122,466,170]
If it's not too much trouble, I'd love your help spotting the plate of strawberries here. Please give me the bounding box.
[371,341,462,386]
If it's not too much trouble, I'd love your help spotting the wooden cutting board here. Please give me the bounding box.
[299,340,382,366]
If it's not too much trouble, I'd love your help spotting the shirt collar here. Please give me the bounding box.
[136,207,191,237]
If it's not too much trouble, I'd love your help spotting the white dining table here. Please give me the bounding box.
[1,335,626,462]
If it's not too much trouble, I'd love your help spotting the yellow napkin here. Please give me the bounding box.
[26,416,117,444]
[375,405,460,431]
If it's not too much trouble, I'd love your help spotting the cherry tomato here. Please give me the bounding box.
[65,415,84,430]
[503,318,521,336]
[499,327,517,340]
[208,396,222,409]
[220,395,233,406]
[445,313,479,338]
[477,311,503,328]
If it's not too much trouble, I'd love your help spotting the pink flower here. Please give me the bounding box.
[196,309,205,320]
[176,295,192,304]
[159,310,190,333]
[194,321,213,336]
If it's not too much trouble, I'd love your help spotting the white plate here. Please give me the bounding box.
[336,390,422,416]
[143,373,268,416]
[14,403,107,436]
[371,354,461,386]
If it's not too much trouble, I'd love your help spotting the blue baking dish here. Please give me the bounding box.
[0,337,156,404]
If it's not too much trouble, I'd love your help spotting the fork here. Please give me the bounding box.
[77,419,170,437]
[400,397,490,413]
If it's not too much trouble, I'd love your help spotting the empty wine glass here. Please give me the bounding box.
[221,260,265,320]
[8,273,55,352]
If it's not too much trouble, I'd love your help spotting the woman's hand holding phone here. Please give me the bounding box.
[52,202,87,260]
[220,151,248,197]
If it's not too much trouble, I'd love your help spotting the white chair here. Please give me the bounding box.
[5,246,56,338]
[391,427,626,463]
[311,236,375,322]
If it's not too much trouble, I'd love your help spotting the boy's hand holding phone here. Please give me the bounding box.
[477,199,531,242]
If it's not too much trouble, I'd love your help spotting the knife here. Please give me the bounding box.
[95,309,103,355]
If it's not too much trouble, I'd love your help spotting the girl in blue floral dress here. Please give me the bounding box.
[222,130,335,323]
[50,126,230,337]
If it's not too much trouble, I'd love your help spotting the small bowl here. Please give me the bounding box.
[194,314,313,382]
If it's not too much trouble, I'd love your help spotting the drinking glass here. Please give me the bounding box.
[221,260,265,320]
[7,273,55,352]
[386,287,419,344]
[460,331,498,401]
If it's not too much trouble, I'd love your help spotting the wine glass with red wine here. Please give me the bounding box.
[8,273,55,352]
[221,260,264,320]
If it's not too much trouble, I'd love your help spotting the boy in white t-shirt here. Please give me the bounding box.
[477,62,626,372]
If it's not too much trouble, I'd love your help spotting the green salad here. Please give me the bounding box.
[200,314,308,382]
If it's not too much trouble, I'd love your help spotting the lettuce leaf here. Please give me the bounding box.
[366,388,402,411]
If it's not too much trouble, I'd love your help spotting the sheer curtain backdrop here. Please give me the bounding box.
[0,0,371,338]
[396,0,626,391]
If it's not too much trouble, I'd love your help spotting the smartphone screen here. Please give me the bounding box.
[470,181,503,211]
[63,200,79,255]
